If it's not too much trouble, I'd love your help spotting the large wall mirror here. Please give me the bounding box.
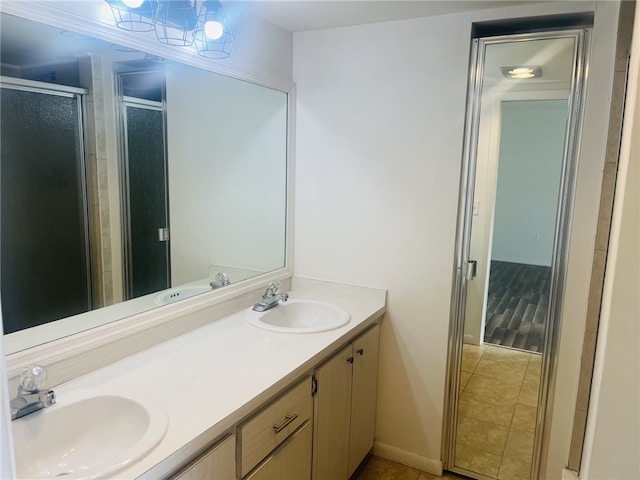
[0,10,289,354]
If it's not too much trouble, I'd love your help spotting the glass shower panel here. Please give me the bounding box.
[123,103,170,299]
[1,86,91,334]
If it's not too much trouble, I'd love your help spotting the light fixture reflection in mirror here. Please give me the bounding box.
[105,0,158,32]
[0,12,287,354]
[104,0,234,58]
[194,1,234,58]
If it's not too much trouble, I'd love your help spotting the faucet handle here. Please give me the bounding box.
[264,281,281,297]
[19,365,48,393]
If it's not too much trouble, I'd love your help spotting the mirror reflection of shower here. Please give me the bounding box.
[117,69,171,300]
[450,31,586,480]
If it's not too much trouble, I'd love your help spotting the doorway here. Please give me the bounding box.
[483,98,568,353]
[446,29,589,480]
[117,70,171,299]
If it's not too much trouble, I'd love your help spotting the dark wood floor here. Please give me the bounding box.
[483,260,551,353]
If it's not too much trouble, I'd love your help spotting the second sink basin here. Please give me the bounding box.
[12,392,168,479]
[245,298,350,333]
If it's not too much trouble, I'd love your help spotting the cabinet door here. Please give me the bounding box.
[246,421,312,480]
[172,434,235,480]
[348,324,381,476]
[313,343,353,480]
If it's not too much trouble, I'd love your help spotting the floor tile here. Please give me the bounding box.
[483,346,531,369]
[462,344,487,372]
[504,429,535,460]
[454,443,502,478]
[475,357,527,384]
[417,472,470,480]
[464,373,522,404]
[460,370,472,393]
[456,416,510,455]
[526,355,542,376]
[458,391,516,427]
[497,454,533,480]
[511,404,537,433]
[451,345,543,480]
[517,383,539,407]
[355,455,421,480]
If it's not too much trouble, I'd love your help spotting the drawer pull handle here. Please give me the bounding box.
[357,348,364,356]
[273,413,298,433]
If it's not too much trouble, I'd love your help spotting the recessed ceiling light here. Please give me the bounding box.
[500,65,542,79]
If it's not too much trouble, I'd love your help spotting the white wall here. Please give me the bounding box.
[229,13,294,81]
[166,64,288,285]
[293,1,618,476]
[0,313,16,479]
[491,100,568,266]
[581,3,640,478]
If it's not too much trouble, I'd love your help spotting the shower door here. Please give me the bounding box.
[0,79,92,334]
[121,96,171,299]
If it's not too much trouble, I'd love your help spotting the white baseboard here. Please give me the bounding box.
[373,441,443,476]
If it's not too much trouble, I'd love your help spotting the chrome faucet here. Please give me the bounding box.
[10,365,56,420]
[210,272,231,289]
[252,282,289,312]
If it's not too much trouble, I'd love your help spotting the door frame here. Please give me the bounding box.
[115,70,171,300]
[0,77,94,318]
[442,29,590,480]
[466,89,571,347]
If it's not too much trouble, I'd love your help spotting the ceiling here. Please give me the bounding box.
[239,0,545,33]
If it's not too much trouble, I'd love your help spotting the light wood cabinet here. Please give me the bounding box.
[239,377,313,479]
[348,324,381,475]
[171,434,235,480]
[245,421,312,480]
[313,324,381,480]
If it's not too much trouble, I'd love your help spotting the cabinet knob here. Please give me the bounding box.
[357,348,364,356]
[347,356,354,364]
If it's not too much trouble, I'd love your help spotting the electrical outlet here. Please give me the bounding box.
[533,233,540,240]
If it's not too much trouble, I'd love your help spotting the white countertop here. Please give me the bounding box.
[50,278,386,479]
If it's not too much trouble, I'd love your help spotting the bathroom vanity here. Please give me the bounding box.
[11,278,385,479]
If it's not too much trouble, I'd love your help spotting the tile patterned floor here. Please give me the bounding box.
[353,455,469,480]
[353,345,540,480]
[454,344,541,480]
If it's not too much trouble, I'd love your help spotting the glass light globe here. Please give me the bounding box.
[204,20,224,40]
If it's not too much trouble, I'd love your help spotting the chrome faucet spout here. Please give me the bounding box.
[252,282,289,312]
[10,365,56,421]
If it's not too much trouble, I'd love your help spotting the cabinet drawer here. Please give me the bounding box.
[245,421,312,480]
[239,377,312,477]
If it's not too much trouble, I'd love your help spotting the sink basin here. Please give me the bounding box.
[154,285,211,305]
[245,298,350,333]
[12,393,168,479]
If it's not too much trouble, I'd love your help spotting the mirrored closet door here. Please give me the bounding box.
[447,28,589,480]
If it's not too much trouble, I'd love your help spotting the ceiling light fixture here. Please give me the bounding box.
[105,0,159,32]
[154,0,198,46]
[104,0,233,58]
[194,1,234,59]
[500,65,542,79]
